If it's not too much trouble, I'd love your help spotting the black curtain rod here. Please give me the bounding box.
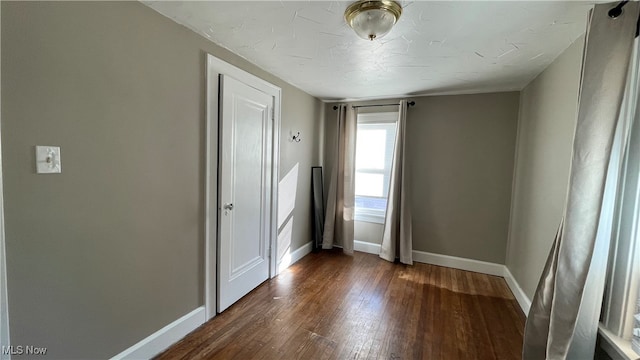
[328,1,634,113]
[608,0,639,37]
[332,101,415,110]
[328,3,635,114]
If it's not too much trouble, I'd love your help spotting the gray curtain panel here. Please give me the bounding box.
[323,104,356,254]
[523,2,640,359]
[380,100,413,265]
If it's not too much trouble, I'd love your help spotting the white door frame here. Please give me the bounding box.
[205,54,281,320]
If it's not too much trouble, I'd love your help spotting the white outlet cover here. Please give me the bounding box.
[35,146,62,174]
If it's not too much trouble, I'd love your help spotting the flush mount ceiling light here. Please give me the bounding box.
[344,0,403,41]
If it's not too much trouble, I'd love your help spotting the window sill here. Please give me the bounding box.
[599,323,639,360]
[354,214,385,225]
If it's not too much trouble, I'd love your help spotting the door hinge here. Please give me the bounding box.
[271,107,275,121]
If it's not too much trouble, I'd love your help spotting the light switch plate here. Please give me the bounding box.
[35,146,62,174]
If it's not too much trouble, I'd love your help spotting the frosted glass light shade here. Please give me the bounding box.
[345,1,402,41]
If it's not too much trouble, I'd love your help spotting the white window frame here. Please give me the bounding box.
[354,112,397,224]
[600,38,640,360]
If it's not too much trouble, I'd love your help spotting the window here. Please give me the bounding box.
[600,102,640,357]
[354,112,398,224]
[599,39,640,358]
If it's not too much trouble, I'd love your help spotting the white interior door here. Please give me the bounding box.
[218,74,273,312]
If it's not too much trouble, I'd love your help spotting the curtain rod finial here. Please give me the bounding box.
[608,0,628,18]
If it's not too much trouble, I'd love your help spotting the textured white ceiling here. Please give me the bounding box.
[143,1,593,100]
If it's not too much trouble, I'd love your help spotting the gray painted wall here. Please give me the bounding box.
[505,37,584,299]
[0,2,9,355]
[280,86,324,248]
[355,221,383,245]
[1,1,321,358]
[325,93,519,264]
[407,93,519,263]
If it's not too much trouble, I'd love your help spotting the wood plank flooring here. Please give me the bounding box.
[156,250,525,360]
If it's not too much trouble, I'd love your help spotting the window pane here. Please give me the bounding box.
[356,128,386,170]
[354,113,398,223]
[355,196,387,211]
[355,172,384,197]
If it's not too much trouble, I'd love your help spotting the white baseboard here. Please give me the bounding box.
[336,242,533,316]
[110,306,206,360]
[411,250,505,277]
[410,250,531,315]
[290,241,312,265]
[354,240,381,255]
[278,241,312,273]
[101,247,531,360]
[502,267,531,315]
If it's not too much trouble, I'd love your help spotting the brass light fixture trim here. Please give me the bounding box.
[344,0,403,41]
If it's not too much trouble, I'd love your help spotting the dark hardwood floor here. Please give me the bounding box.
[156,250,525,360]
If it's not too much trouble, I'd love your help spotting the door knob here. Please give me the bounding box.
[224,203,234,210]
